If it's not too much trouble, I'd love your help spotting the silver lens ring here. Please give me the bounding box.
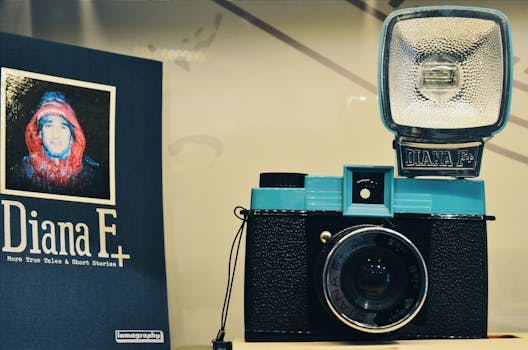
[321,226,428,333]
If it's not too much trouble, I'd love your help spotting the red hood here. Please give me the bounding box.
[25,99,86,184]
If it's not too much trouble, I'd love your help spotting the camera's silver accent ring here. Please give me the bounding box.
[321,226,428,334]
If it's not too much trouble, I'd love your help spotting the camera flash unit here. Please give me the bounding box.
[378,6,512,177]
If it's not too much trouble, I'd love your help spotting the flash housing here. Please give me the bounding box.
[379,6,512,177]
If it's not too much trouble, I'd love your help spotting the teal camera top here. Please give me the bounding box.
[250,166,486,217]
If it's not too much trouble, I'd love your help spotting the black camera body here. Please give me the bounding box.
[244,169,492,341]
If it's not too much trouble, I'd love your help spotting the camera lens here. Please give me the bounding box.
[321,226,427,333]
[341,246,408,312]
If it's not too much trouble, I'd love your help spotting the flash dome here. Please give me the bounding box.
[378,6,512,177]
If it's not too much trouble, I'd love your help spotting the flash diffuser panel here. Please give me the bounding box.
[379,6,512,141]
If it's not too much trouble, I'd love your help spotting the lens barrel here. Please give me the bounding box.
[321,226,428,333]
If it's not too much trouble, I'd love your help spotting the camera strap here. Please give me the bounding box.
[212,206,248,350]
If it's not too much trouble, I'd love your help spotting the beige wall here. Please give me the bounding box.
[1,0,527,348]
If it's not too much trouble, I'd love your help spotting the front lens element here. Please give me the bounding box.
[322,226,427,333]
[341,246,408,312]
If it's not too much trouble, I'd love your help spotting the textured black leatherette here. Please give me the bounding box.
[244,211,488,341]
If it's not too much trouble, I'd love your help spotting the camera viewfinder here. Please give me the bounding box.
[352,172,385,205]
[343,166,394,218]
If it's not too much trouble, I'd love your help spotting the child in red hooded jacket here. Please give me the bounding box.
[16,91,100,196]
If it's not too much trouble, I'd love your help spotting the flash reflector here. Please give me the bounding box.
[379,6,512,177]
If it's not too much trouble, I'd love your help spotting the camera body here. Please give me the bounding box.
[239,6,512,343]
[244,166,491,341]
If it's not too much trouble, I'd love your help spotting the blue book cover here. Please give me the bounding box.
[0,32,170,349]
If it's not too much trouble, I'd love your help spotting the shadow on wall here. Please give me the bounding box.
[30,0,82,43]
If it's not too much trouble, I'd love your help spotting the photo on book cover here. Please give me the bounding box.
[0,67,115,204]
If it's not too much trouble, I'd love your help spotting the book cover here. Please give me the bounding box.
[0,32,170,349]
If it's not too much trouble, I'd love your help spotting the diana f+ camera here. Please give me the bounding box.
[243,6,512,341]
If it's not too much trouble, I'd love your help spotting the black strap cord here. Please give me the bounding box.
[212,206,248,350]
